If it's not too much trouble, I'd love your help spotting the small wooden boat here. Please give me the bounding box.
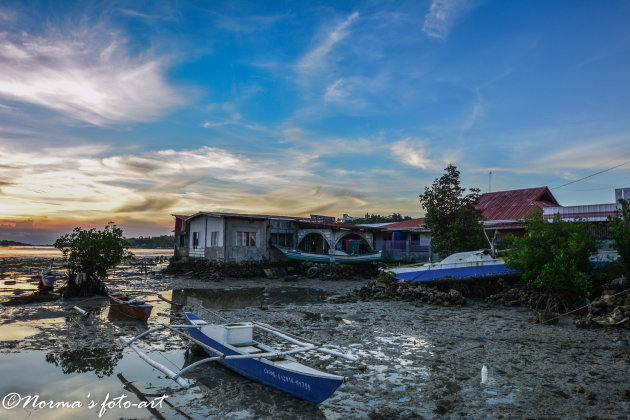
[109,294,153,321]
[40,268,58,289]
[119,309,356,403]
[384,250,518,283]
[275,245,381,264]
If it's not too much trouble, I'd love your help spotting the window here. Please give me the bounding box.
[235,231,257,247]
[192,232,199,247]
[271,233,293,247]
[179,235,186,247]
[210,231,219,247]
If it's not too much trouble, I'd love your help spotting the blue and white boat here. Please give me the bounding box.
[384,250,518,283]
[119,309,357,403]
[40,267,59,289]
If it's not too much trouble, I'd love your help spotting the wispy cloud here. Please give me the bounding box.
[0,28,182,126]
[422,0,471,39]
[297,11,359,75]
[390,138,461,170]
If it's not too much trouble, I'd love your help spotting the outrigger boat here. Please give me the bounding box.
[109,294,153,321]
[40,267,59,289]
[275,245,381,264]
[119,308,357,403]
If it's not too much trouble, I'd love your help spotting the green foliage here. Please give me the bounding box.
[609,199,630,278]
[419,164,486,257]
[505,209,598,296]
[125,235,174,249]
[345,213,413,225]
[54,222,133,277]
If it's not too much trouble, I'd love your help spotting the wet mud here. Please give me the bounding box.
[1,257,629,419]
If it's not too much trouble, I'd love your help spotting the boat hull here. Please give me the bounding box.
[109,295,153,321]
[40,270,58,289]
[385,250,518,283]
[391,262,518,282]
[276,246,381,264]
[184,310,343,403]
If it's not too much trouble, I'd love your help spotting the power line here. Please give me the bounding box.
[550,160,630,190]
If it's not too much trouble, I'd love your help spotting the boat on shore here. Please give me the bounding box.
[109,294,153,321]
[384,250,518,283]
[119,308,357,403]
[40,268,59,289]
[274,245,381,264]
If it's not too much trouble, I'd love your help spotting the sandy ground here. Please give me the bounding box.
[1,262,629,419]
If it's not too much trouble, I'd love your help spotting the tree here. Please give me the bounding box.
[419,164,486,257]
[54,222,133,297]
[504,209,598,296]
[344,213,413,225]
[609,198,630,278]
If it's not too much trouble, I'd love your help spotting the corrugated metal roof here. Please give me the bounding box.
[171,214,189,220]
[381,218,426,230]
[476,187,559,221]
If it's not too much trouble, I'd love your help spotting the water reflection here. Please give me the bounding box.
[45,346,123,378]
[173,287,328,310]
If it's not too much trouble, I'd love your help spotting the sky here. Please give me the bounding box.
[0,0,629,244]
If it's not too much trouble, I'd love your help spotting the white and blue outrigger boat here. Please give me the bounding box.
[119,308,357,403]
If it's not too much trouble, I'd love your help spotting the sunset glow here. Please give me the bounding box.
[1,1,629,244]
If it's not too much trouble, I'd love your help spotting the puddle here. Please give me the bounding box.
[0,323,41,340]
[0,318,65,341]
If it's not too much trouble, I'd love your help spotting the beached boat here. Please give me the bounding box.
[384,250,518,283]
[40,268,59,289]
[275,245,381,264]
[109,294,153,321]
[119,308,356,403]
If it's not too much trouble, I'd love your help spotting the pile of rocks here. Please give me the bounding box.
[576,288,630,329]
[331,272,466,306]
[165,260,296,280]
[487,286,581,313]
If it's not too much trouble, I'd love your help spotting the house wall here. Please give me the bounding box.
[188,216,207,258]
[204,216,225,260]
[225,218,270,261]
[374,231,431,263]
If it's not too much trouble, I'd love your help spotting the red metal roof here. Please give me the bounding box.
[381,218,426,230]
[476,187,559,221]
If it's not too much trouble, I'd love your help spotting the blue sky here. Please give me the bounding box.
[0,0,629,243]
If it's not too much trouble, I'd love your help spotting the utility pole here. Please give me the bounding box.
[489,171,492,193]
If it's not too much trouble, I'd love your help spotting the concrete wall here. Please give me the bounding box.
[204,216,225,260]
[224,218,269,261]
[296,229,374,251]
[188,216,206,258]
[332,231,374,249]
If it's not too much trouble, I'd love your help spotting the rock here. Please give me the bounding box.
[536,312,559,325]
[610,276,629,287]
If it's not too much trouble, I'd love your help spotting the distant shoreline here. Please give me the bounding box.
[0,240,33,247]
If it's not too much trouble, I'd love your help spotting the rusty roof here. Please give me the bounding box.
[381,218,426,230]
[476,187,559,221]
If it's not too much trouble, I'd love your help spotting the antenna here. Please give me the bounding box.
[489,171,492,193]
